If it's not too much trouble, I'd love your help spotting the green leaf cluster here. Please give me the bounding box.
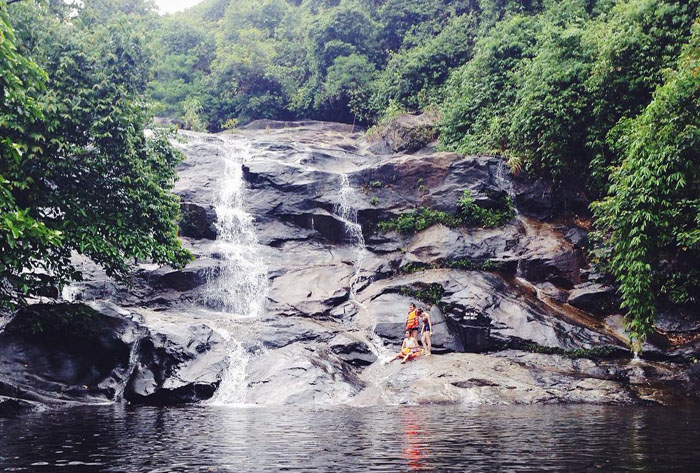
[399,283,445,306]
[377,190,514,234]
[591,22,700,342]
[1,1,191,308]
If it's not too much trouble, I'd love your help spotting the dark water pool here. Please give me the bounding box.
[2,404,699,472]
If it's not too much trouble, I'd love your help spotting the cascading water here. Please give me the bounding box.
[197,135,268,405]
[334,174,367,298]
[113,338,141,401]
[333,174,389,360]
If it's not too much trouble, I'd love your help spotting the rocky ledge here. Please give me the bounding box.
[1,118,698,411]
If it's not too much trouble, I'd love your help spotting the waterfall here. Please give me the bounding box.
[114,338,141,401]
[205,139,267,316]
[199,136,268,405]
[334,174,367,299]
[333,174,388,359]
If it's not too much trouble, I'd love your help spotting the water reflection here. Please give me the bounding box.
[1,405,699,472]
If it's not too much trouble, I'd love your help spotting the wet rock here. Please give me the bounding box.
[0,302,227,407]
[246,343,364,405]
[257,318,326,349]
[0,396,45,417]
[240,119,356,133]
[443,271,621,351]
[568,282,619,316]
[564,226,589,249]
[353,351,639,405]
[537,282,570,303]
[513,177,556,219]
[28,121,693,407]
[267,264,354,319]
[517,241,580,288]
[125,322,228,405]
[329,334,377,367]
[151,258,219,292]
[367,113,437,154]
[179,202,217,240]
[362,269,623,354]
[441,306,491,353]
[0,303,142,404]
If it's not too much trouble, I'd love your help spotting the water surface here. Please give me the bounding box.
[2,405,699,472]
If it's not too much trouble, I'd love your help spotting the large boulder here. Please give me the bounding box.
[125,322,228,405]
[245,343,364,405]
[568,282,619,316]
[367,113,437,154]
[0,303,142,405]
[358,269,625,354]
[0,396,45,418]
[179,202,217,240]
[0,303,227,407]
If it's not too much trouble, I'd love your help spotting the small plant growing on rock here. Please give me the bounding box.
[221,118,239,130]
[399,283,445,306]
[376,190,514,234]
[457,191,514,227]
[370,196,379,206]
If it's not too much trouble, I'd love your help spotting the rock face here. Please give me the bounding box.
[0,303,226,407]
[3,120,697,408]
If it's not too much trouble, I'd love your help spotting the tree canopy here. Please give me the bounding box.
[1,0,191,308]
[2,0,698,344]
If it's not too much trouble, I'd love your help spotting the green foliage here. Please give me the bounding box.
[399,283,445,306]
[378,191,513,234]
[399,259,507,274]
[370,13,479,115]
[319,53,377,122]
[1,1,191,308]
[457,191,515,227]
[183,97,207,131]
[591,21,700,343]
[439,14,539,155]
[147,0,485,127]
[521,343,620,359]
[0,6,65,307]
[377,208,462,234]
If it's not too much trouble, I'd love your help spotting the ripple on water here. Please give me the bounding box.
[1,404,699,472]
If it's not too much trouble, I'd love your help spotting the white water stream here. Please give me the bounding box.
[198,136,268,405]
[333,174,390,362]
[334,174,367,298]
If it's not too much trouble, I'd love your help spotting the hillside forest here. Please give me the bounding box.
[1,0,698,345]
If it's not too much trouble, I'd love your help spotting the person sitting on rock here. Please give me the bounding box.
[406,303,420,339]
[391,330,422,364]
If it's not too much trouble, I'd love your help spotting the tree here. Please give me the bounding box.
[439,14,540,155]
[1,6,65,307]
[319,53,377,123]
[1,1,191,308]
[592,20,700,345]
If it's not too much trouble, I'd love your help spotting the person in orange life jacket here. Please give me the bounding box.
[406,302,420,339]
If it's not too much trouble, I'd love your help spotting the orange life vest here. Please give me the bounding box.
[406,309,419,329]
